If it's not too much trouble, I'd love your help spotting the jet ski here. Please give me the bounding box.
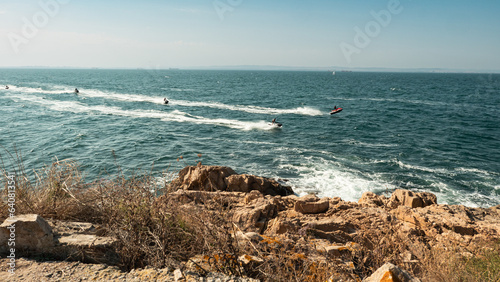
[269,118,282,128]
[268,118,283,128]
[163,98,169,104]
[330,107,343,114]
[74,88,79,94]
[268,122,282,128]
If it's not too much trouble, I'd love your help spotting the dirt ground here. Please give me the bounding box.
[0,258,257,281]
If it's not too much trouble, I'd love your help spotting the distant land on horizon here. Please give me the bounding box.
[1,65,499,74]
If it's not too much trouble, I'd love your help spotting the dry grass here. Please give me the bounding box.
[0,157,100,221]
[347,221,500,282]
[418,240,500,282]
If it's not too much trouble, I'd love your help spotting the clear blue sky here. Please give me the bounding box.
[1,0,499,71]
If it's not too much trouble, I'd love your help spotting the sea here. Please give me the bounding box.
[0,69,499,208]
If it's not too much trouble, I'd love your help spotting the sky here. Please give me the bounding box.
[1,0,499,71]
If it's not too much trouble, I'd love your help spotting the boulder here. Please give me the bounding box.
[363,262,420,282]
[358,191,386,207]
[47,219,120,265]
[267,218,301,234]
[388,189,437,209]
[0,214,54,252]
[308,218,355,234]
[226,174,294,196]
[294,194,329,214]
[169,165,237,191]
[168,165,294,196]
[244,190,264,204]
[232,198,278,232]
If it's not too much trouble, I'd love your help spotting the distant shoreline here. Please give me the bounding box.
[1,66,499,74]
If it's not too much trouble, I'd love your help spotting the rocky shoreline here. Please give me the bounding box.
[1,165,500,281]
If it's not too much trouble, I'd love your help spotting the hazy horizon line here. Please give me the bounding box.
[1,65,499,74]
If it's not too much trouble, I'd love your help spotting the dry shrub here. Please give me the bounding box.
[349,222,500,281]
[419,239,500,282]
[101,186,244,272]
[255,252,336,282]
[348,222,427,279]
[0,158,101,222]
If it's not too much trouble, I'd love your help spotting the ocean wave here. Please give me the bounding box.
[454,167,496,176]
[342,139,398,148]
[429,182,497,207]
[167,88,195,92]
[393,159,451,175]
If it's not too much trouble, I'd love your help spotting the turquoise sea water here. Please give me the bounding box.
[0,69,499,207]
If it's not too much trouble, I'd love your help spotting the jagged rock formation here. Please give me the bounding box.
[168,165,294,196]
[161,166,500,280]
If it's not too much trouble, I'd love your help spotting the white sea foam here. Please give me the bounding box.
[12,85,323,116]
[342,139,398,148]
[8,85,72,95]
[169,100,323,116]
[455,167,494,176]
[428,182,494,208]
[168,88,195,92]
[281,156,393,202]
[394,159,451,175]
[9,95,276,131]
[67,88,165,104]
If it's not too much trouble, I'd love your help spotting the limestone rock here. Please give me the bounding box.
[267,217,302,235]
[226,174,294,196]
[46,219,120,265]
[314,241,350,257]
[390,203,500,240]
[294,194,329,214]
[58,234,116,248]
[244,190,264,204]
[174,268,183,282]
[232,197,278,232]
[388,189,437,209]
[308,218,355,234]
[358,191,386,207]
[363,262,420,282]
[0,214,54,252]
[303,217,355,243]
[170,165,237,191]
[168,165,294,196]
